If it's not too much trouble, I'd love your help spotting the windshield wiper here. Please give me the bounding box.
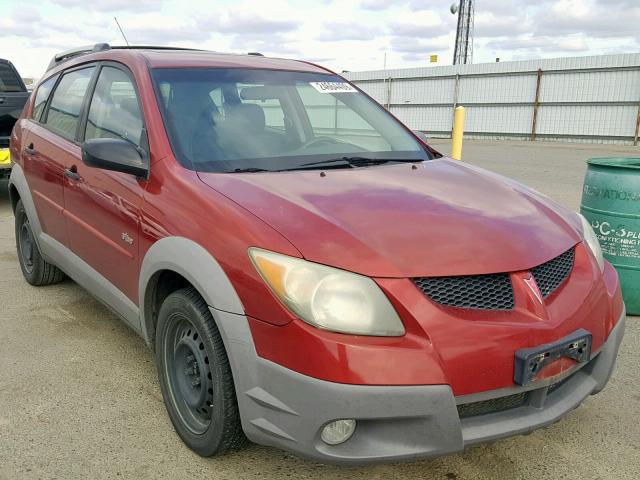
[299,156,423,169]
[230,157,423,173]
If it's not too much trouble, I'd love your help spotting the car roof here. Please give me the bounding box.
[45,45,332,76]
[139,49,330,73]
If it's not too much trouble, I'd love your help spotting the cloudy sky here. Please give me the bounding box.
[0,0,638,79]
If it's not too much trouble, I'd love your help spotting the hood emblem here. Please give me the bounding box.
[523,275,543,304]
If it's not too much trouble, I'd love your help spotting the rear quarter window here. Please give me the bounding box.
[31,75,59,122]
[0,62,25,93]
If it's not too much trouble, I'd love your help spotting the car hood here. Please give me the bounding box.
[198,159,581,278]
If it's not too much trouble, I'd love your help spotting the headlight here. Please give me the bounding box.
[249,248,405,336]
[578,214,604,272]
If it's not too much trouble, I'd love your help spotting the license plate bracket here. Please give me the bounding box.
[514,329,592,386]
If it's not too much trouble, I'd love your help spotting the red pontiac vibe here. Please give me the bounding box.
[8,44,625,464]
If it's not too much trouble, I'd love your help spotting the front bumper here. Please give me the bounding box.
[220,308,625,465]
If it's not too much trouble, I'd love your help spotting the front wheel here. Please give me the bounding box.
[14,200,65,286]
[155,287,247,456]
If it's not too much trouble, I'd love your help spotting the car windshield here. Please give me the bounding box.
[151,68,430,173]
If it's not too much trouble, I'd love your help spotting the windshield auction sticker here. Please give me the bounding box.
[310,82,358,93]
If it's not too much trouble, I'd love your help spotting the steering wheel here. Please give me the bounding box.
[298,136,343,150]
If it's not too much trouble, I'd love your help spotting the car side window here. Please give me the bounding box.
[44,67,95,141]
[31,75,58,122]
[85,66,143,147]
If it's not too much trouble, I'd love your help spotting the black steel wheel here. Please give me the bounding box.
[18,217,35,274]
[156,287,247,456]
[164,317,215,434]
[14,199,65,286]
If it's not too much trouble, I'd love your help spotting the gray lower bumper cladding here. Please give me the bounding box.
[213,307,626,465]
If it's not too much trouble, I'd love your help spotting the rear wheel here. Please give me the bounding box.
[155,287,247,456]
[15,200,65,286]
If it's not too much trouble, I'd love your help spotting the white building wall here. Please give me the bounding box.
[344,53,640,145]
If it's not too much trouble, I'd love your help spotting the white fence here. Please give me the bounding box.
[344,54,640,145]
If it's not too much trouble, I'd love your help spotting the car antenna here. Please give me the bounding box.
[114,16,130,46]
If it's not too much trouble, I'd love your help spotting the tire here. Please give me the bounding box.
[155,287,247,456]
[15,199,65,286]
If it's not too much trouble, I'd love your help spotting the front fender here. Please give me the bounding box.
[139,236,245,345]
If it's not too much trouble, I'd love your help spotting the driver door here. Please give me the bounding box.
[63,64,147,304]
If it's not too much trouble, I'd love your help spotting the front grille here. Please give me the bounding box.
[413,247,575,311]
[457,392,529,418]
[531,247,575,297]
[413,273,514,310]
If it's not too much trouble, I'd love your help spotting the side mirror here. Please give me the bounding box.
[82,138,148,178]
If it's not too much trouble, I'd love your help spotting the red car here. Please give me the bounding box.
[8,44,625,464]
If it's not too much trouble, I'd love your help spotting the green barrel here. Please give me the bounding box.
[581,158,640,315]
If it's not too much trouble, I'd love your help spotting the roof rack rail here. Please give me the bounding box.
[46,44,211,71]
[110,45,204,52]
[45,44,266,72]
[47,43,111,71]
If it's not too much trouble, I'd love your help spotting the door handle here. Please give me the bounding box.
[64,167,80,181]
[24,143,35,156]
[0,98,5,105]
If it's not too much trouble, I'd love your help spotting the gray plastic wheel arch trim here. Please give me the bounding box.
[138,236,245,345]
[9,163,44,252]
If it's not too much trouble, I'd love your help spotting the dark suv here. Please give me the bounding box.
[8,44,625,465]
[1,58,29,178]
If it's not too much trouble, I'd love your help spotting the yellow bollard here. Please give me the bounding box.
[451,106,465,160]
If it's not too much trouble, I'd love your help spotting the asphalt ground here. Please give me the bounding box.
[0,139,639,479]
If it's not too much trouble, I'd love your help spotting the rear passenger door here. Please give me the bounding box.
[24,67,95,246]
[63,64,147,303]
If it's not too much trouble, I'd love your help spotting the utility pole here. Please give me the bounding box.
[451,0,474,65]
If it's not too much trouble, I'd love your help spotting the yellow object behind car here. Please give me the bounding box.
[0,148,10,166]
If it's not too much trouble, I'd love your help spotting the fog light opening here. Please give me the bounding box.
[321,419,356,445]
